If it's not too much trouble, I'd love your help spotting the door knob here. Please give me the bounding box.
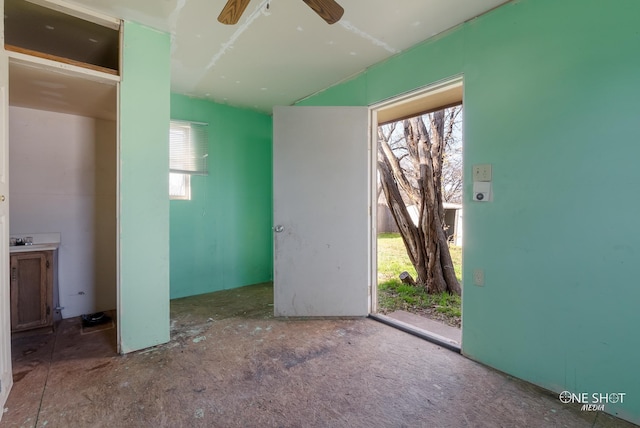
[0,195,4,202]
[274,225,284,233]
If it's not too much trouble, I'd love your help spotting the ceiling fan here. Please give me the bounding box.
[218,0,344,25]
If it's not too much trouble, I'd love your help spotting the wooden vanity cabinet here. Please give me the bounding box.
[10,250,54,332]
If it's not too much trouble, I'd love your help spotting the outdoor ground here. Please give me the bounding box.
[377,233,462,328]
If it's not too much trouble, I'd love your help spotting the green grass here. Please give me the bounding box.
[377,233,462,326]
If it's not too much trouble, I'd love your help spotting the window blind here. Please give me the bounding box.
[169,121,208,175]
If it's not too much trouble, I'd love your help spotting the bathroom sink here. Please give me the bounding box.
[9,233,61,253]
[9,243,59,253]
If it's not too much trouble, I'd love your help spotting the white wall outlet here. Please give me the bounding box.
[473,164,492,182]
[473,269,485,286]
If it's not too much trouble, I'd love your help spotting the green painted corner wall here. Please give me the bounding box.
[299,0,640,423]
[169,94,273,299]
[119,21,171,352]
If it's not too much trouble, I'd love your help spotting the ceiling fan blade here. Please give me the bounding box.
[302,0,344,25]
[218,0,252,25]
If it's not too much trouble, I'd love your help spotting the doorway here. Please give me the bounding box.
[370,77,464,350]
[4,0,120,344]
[8,60,119,325]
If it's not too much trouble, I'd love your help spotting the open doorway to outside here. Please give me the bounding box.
[371,77,463,350]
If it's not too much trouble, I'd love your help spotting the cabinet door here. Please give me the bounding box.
[10,251,53,332]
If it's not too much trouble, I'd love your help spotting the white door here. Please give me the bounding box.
[273,106,371,317]
[0,18,12,413]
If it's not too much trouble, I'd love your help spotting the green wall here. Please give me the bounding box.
[119,22,171,352]
[299,0,640,423]
[169,94,273,299]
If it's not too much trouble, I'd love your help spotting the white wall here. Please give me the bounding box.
[9,106,116,318]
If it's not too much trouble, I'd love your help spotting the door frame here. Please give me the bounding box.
[0,0,12,409]
[368,75,464,316]
[368,108,379,314]
[2,44,121,394]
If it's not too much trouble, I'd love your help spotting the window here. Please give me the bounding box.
[169,172,191,200]
[169,120,208,200]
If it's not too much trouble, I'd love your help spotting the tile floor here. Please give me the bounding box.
[1,283,636,427]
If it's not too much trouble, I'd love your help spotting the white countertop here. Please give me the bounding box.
[10,243,60,253]
[9,232,61,254]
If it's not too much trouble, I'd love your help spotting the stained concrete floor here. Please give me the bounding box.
[2,282,636,427]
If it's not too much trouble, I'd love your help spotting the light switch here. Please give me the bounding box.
[473,164,492,182]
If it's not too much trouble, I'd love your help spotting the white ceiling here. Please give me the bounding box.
[9,0,510,116]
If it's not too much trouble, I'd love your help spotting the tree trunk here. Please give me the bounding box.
[399,271,416,286]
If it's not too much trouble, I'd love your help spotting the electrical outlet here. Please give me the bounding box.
[473,164,492,182]
[473,269,485,286]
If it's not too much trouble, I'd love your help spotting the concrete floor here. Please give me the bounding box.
[386,310,462,345]
[2,282,636,427]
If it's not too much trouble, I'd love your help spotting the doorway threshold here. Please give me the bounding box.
[368,313,461,353]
